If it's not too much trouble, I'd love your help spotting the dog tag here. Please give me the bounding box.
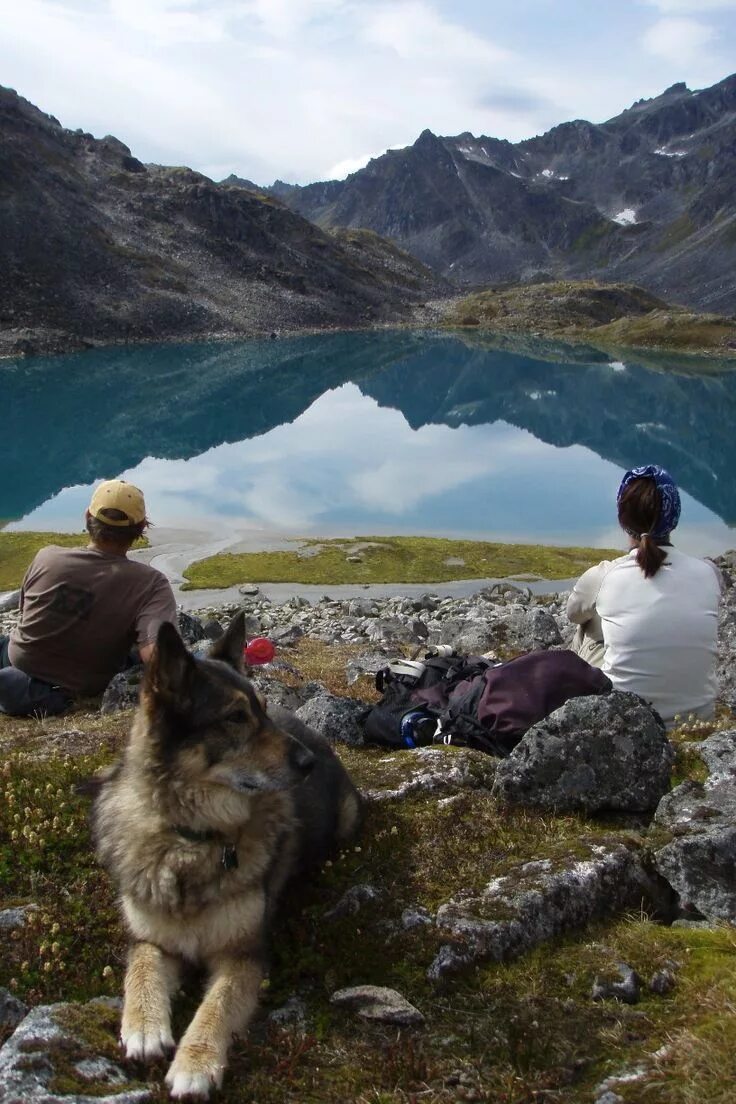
[221,844,238,871]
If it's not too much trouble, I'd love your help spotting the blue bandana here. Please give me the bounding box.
[617,464,681,539]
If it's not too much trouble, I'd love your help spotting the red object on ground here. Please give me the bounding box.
[244,637,275,665]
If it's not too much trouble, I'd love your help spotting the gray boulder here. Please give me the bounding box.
[324,884,382,921]
[366,618,417,645]
[0,904,38,931]
[0,998,149,1103]
[493,691,673,812]
[654,779,736,921]
[345,652,391,687]
[364,746,498,802]
[591,962,641,1004]
[330,985,424,1026]
[99,665,144,714]
[294,690,366,747]
[347,598,379,618]
[0,589,21,613]
[696,729,736,780]
[270,623,304,646]
[445,605,562,656]
[177,610,208,645]
[429,843,653,980]
[0,987,28,1030]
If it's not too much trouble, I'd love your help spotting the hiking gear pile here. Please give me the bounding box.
[361,648,612,757]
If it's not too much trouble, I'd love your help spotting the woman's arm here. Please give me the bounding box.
[566,560,612,625]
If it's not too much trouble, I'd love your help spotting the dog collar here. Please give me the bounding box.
[173,826,238,871]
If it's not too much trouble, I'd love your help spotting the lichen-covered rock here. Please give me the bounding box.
[0,589,21,613]
[0,998,149,1103]
[401,906,433,930]
[0,904,38,931]
[99,666,144,715]
[591,962,641,1004]
[365,618,418,645]
[270,623,304,646]
[325,884,382,921]
[654,780,736,921]
[345,652,392,686]
[266,996,307,1029]
[696,729,736,780]
[0,987,27,1030]
[364,746,497,802]
[492,691,673,812]
[176,610,208,645]
[653,730,736,921]
[429,843,653,979]
[330,985,424,1026]
[294,690,366,747]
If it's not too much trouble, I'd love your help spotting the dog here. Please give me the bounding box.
[92,612,363,1099]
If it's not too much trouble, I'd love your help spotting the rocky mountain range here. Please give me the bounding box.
[269,74,736,312]
[0,88,444,356]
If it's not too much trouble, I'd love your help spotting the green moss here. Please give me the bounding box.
[0,531,149,589]
[41,1004,148,1098]
[182,535,618,589]
[0,532,88,590]
[441,279,736,358]
[590,310,736,352]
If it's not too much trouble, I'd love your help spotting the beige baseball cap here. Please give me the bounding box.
[88,479,147,527]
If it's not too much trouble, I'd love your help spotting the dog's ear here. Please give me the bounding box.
[209,610,246,670]
[148,621,197,709]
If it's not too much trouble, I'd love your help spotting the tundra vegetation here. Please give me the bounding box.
[0,640,734,1104]
[442,280,736,358]
[181,536,618,590]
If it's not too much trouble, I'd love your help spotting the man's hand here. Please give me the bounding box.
[139,642,155,664]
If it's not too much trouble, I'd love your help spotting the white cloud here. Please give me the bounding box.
[360,1,509,64]
[0,0,734,184]
[642,16,715,64]
[645,0,736,11]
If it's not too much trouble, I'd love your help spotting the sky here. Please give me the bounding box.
[1,0,735,185]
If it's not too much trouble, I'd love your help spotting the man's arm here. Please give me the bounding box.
[136,574,178,664]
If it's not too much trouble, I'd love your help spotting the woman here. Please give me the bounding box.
[567,464,722,727]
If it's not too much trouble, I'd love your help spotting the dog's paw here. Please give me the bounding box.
[165,1062,222,1099]
[122,1025,175,1061]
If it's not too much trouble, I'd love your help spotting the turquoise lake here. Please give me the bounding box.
[3,329,735,556]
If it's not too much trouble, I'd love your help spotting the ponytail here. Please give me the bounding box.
[636,533,667,578]
[618,476,671,578]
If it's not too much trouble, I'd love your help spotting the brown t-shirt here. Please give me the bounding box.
[8,546,177,695]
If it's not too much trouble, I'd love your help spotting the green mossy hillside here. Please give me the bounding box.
[442,279,736,358]
[182,535,618,589]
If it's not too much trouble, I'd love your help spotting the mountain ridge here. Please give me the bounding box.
[270,73,736,311]
[0,86,445,357]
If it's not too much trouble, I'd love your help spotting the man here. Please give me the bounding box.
[0,479,177,716]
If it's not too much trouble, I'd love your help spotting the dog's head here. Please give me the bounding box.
[139,613,314,798]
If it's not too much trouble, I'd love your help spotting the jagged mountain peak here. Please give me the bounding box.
[273,71,736,311]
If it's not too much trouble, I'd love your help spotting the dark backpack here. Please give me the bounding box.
[361,649,612,756]
[361,652,493,750]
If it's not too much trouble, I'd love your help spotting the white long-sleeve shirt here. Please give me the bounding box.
[567,548,722,726]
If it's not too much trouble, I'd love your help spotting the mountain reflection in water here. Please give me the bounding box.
[3,330,735,552]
